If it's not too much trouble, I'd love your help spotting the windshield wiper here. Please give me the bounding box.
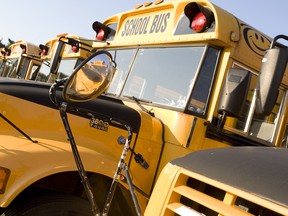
[123,95,152,103]
[103,92,117,97]
[123,95,154,117]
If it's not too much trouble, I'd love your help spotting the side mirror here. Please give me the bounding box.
[63,51,115,102]
[50,40,65,74]
[256,35,288,115]
[218,68,252,117]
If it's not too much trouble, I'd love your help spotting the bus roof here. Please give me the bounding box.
[39,33,93,59]
[93,0,288,82]
[8,40,41,58]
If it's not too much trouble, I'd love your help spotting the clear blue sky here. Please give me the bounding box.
[0,0,287,46]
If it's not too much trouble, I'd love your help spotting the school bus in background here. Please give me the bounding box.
[32,33,93,83]
[0,40,42,79]
[0,0,288,215]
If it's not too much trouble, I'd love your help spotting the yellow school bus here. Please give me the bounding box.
[31,33,93,83]
[0,0,287,215]
[0,40,42,79]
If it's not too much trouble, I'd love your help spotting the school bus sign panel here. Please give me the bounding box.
[119,10,172,41]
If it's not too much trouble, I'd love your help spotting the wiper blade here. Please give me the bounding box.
[123,95,152,104]
[103,92,117,97]
[123,95,154,116]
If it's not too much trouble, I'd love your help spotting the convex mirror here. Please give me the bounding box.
[256,35,288,115]
[63,51,115,102]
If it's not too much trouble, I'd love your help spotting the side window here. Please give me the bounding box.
[249,89,284,142]
[187,47,220,116]
[224,63,285,144]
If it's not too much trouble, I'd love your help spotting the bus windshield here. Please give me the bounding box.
[106,46,219,114]
[2,58,18,78]
[58,59,79,79]
[35,61,50,82]
[36,58,79,82]
[0,59,5,76]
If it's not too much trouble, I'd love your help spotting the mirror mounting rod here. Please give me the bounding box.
[49,80,99,215]
[270,35,288,48]
[59,102,141,215]
[49,79,142,216]
[59,102,100,215]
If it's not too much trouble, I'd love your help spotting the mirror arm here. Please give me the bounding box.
[49,78,68,107]
[270,35,288,48]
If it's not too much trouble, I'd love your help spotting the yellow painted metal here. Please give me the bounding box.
[145,162,288,215]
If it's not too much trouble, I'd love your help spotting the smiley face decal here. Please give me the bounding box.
[240,23,271,57]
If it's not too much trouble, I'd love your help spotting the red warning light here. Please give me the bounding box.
[191,12,207,33]
[97,29,105,41]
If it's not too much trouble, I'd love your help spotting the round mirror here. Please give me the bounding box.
[63,51,115,102]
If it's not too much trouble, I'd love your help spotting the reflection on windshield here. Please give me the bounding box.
[107,47,213,111]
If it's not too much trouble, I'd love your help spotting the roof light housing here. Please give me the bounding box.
[39,44,49,56]
[20,44,26,54]
[184,2,214,33]
[92,21,116,41]
[1,48,11,56]
[67,38,79,53]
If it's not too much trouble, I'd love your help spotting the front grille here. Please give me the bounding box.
[163,170,283,216]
